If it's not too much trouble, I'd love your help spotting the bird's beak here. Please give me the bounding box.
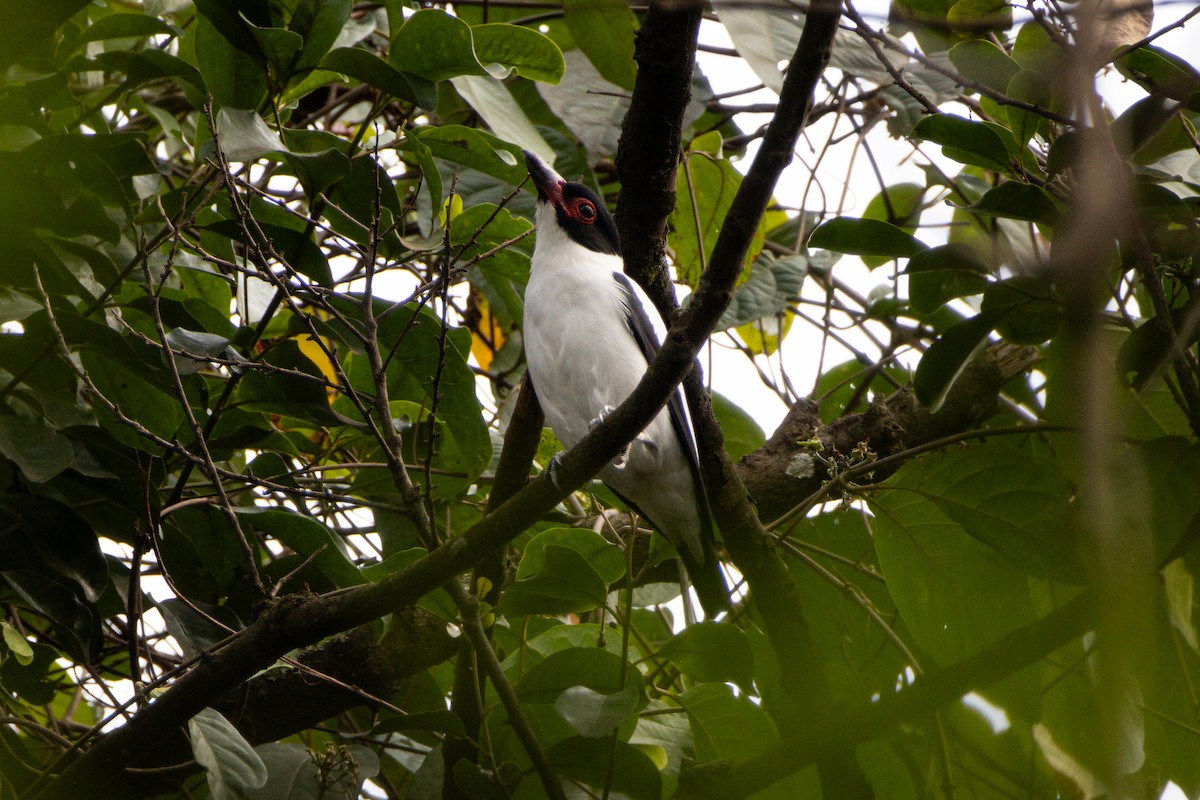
[523,150,564,206]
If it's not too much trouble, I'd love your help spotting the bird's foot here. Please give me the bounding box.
[588,405,617,432]
[545,453,565,491]
[589,405,653,471]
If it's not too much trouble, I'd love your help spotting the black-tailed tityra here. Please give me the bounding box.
[521,150,730,617]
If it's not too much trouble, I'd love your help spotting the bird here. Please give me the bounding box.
[521,150,730,618]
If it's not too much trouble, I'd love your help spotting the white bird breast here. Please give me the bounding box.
[524,210,704,559]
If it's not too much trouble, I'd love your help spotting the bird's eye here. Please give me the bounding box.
[576,200,596,222]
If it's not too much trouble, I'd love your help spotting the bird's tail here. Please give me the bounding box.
[680,540,731,619]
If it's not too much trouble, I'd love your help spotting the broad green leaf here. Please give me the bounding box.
[194,14,268,110]
[245,742,378,800]
[562,0,637,90]
[546,736,661,800]
[416,124,526,185]
[882,443,1082,581]
[471,23,565,83]
[164,328,231,375]
[537,50,627,157]
[946,0,1011,34]
[235,509,364,589]
[0,416,73,482]
[1,621,33,666]
[1012,22,1062,77]
[499,544,610,616]
[188,707,268,800]
[515,528,626,584]
[785,510,908,704]
[656,622,755,691]
[213,107,283,161]
[912,114,1012,173]
[73,14,178,48]
[1005,70,1054,149]
[681,683,807,799]
[389,9,486,82]
[1116,45,1200,103]
[948,40,1020,92]
[913,311,995,410]
[0,0,92,70]
[321,47,436,108]
[710,391,765,461]
[671,143,769,287]
[953,181,1060,226]
[555,685,641,737]
[517,646,644,704]
[81,350,184,445]
[906,243,989,315]
[242,20,303,81]
[1,570,98,663]
[451,76,555,163]
[717,252,807,330]
[807,216,927,260]
[869,479,1039,665]
[981,275,1062,344]
[289,0,352,72]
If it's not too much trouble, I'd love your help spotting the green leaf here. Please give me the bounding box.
[981,275,1062,344]
[1,621,33,666]
[235,509,364,590]
[555,685,641,737]
[1,570,98,662]
[213,107,284,161]
[562,0,638,91]
[948,40,1020,92]
[515,528,627,584]
[242,20,303,81]
[906,243,989,315]
[450,76,555,162]
[671,144,767,287]
[912,114,1013,173]
[73,14,178,47]
[289,0,352,73]
[81,350,184,445]
[471,23,565,83]
[953,181,1060,226]
[681,683,808,798]
[717,252,808,329]
[913,311,995,410]
[711,391,766,461]
[1012,22,1061,77]
[188,708,269,800]
[656,622,755,691]
[946,0,1011,34]
[1003,70,1053,149]
[0,0,92,70]
[1116,45,1200,104]
[517,646,644,704]
[194,14,268,110]
[869,479,1039,665]
[500,544,609,617]
[320,47,436,108]
[883,443,1082,581]
[546,736,661,800]
[389,9,486,82]
[807,217,927,260]
[416,124,527,185]
[245,743,378,800]
[0,416,73,482]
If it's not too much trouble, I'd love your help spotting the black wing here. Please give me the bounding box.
[610,273,714,543]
